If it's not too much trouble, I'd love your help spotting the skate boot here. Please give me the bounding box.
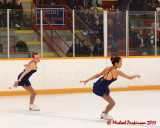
[101,112,106,119]
[9,82,18,89]
[29,104,40,111]
[101,113,113,120]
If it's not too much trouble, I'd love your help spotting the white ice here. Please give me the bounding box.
[0,90,160,128]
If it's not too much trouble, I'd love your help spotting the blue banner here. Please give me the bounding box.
[36,6,65,26]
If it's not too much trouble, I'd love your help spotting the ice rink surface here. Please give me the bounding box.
[0,90,160,128]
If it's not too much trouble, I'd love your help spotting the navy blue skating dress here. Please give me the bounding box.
[18,68,37,87]
[93,68,117,97]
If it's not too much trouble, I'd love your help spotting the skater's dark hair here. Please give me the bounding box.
[32,52,39,58]
[110,56,121,65]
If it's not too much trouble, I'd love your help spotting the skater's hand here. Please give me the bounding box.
[80,80,88,85]
[136,75,141,78]
[15,80,21,83]
[12,80,21,88]
[24,64,28,67]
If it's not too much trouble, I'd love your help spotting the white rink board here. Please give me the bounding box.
[0,57,160,91]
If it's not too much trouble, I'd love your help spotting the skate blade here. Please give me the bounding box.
[105,118,113,121]
[9,86,17,89]
[29,108,40,111]
[100,116,113,120]
[101,117,113,120]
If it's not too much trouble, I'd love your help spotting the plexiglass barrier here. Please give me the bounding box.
[0,8,159,58]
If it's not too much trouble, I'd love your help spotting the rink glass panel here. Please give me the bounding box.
[129,11,156,56]
[107,11,126,57]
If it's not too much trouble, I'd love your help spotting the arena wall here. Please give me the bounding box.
[0,57,160,96]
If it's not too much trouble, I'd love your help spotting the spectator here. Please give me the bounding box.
[66,0,77,10]
[118,0,149,11]
[129,12,145,29]
[66,38,82,57]
[99,9,103,23]
[144,29,155,47]
[108,34,113,48]
[108,8,126,40]
[12,0,27,28]
[0,0,7,29]
[77,0,90,10]
[146,0,159,11]
[138,0,148,11]
[105,8,109,12]
[133,29,155,55]
[108,34,120,56]
[108,18,113,35]
[129,0,140,11]
[108,9,115,20]
[0,0,3,7]
[90,7,101,22]
[112,8,126,40]
[153,0,159,10]
[117,0,129,11]
[16,40,29,52]
[146,0,153,11]
[107,18,123,41]
[81,40,91,56]
[110,39,119,56]
[44,0,58,5]
[114,8,122,24]
[93,38,104,56]
[4,0,20,29]
[79,8,92,28]
[35,0,43,5]
[91,0,102,7]
[129,28,137,39]
[133,30,145,48]
[91,20,103,42]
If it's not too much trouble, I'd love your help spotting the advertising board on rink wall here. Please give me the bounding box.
[36,6,65,26]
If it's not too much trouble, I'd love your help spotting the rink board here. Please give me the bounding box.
[0,56,160,96]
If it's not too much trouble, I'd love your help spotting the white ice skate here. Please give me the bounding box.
[29,104,40,111]
[101,113,113,120]
[9,86,17,89]
[9,82,18,89]
[101,112,106,119]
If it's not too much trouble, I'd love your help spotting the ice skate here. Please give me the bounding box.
[100,112,106,119]
[101,113,113,120]
[29,104,40,111]
[9,86,17,89]
[104,114,113,120]
[9,82,18,89]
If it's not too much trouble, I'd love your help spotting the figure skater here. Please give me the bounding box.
[80,56,141,120]
[10,52,40,111]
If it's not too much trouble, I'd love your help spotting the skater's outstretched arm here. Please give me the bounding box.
[118,70,141,80]
[80,68,108,85]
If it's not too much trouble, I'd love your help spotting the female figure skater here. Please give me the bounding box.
[80,57,141,120]
[10,52,40,111]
